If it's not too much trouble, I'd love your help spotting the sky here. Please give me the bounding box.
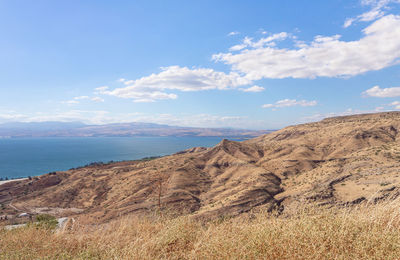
[1,0,400,129]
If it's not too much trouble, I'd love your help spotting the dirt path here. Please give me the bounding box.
[9,201,23,212]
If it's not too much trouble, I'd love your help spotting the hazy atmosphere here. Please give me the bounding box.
[2,0,400,129]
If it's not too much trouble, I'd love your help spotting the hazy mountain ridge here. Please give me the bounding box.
[0,121,272,137]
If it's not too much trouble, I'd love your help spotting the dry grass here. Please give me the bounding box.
[2,200,400,259]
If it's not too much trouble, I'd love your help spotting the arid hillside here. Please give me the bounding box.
[1,111,400,223]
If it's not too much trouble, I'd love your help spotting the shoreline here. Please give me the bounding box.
[0,178,28,186]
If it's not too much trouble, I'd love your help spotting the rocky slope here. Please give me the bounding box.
[2,112,400,223]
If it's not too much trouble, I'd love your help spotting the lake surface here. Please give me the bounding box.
[0,137,225,179]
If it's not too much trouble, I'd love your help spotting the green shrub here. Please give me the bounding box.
[32,214,58,230]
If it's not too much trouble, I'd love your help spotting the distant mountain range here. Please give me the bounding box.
[0,121,273,138]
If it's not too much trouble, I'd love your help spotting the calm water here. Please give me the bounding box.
[0,137,224,179]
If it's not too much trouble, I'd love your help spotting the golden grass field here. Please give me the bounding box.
[2,198,400,259]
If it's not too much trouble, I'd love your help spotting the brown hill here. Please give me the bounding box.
[2,111,400,223]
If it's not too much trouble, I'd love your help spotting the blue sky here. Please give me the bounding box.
[1,0,400,129]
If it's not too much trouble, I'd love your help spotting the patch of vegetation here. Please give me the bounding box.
[69,156,162,170]
[138,156,161,162]
[29,214,58,230]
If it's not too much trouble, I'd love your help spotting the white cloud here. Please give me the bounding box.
[0,111,26,121]
[344,0,400,27]
[63,95,105,105]
[363,85,400,97]
[94,86,109,94]
[62,100,79,105]
[73,96,90,100]
[91,97,105,102]
[344,18,356,28]
[98,66,252,102]
[344,9,384,28]
[389,101,400,108]
[359,8,385,21]
[240,85,265,92]
[262,99,317,109]
[98,88,178,103]
[228,31,240,36]
[213,15,400,80]
[229,43,248,51]
[229,33,289,51]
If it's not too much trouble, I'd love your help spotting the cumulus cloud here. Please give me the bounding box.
[98,66,252,102]
[240,85,265,92]
[363,85,400,97]
[262,99,317,109]
[213,15,400,80]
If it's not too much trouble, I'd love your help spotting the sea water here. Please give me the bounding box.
[0,136,225,179]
